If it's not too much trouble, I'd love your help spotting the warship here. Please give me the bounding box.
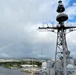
[38,0,76,75]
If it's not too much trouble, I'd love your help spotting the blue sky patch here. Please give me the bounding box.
[69,0,76,6]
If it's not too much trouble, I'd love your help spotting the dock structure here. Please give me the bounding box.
[39,0,76,75]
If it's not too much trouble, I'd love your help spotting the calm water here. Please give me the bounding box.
[0,67,29,75]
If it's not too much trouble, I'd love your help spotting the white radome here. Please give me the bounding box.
[70,59,74,65]
[67,64,74,71]
[42,62,47,69]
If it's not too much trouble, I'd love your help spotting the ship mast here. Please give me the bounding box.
[39,0,76,75]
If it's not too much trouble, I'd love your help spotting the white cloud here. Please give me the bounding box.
[66,3,76,20]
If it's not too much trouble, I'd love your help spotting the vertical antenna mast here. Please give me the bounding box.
[56,0,68,75]
[39,0,76,75]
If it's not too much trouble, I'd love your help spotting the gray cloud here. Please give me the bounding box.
[0,0,76,58]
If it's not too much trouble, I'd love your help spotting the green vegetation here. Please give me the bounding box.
[0,60,42,69]
[0,62,22,68]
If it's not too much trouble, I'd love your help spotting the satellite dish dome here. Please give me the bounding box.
[69,59,74,65]
[67,64,74,74]
[42,62,47,69]
[56,13,68,22]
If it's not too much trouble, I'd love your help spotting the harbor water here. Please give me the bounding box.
[0,67,29,75]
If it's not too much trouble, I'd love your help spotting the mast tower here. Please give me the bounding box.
[39,0,76,75]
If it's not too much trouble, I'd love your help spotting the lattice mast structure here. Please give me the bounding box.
[39,0,76,75]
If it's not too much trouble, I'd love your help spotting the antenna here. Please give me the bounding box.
[38,0,76,75]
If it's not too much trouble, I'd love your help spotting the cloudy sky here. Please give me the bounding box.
[0,0,76,58]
